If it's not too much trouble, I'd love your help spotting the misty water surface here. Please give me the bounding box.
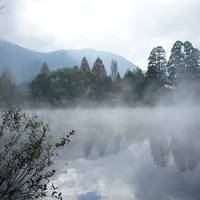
[31,106,200,200]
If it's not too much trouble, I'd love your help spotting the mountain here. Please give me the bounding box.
[0,40,137,83]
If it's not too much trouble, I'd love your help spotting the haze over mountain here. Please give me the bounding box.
[0,40,137,83]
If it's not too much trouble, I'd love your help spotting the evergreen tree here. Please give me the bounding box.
[80,57,90,72]
[184,41,200,79]
[40,62,50,74]
[30,67,90,104]
[146,46,167,85]
[117,72,121,81]
[197,52,200,78]
[124,69,133,80]
[0,72,16,103]
[30,63,51,102]
[166,41,200,88]
[143,46,167,104]
[123,68,144,103]
[92,57,107,79]
[111,60,118,82]
[166,41,186,87]
[90,57,110,99]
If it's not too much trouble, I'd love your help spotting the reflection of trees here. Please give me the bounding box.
[83,133,121,158]
[112,135,121,154]
[149,136,170,167]
[82,127,200,172]
[94,134,109,157]
[171,137,200,172]
[83,140,94,157]
[149,134,200,171]
[83,131,109,158]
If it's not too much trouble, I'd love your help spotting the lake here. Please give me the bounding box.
[32,106,200,200]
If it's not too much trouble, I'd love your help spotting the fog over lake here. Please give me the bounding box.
[31,106,200,200]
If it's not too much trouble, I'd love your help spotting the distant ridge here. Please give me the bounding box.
[0,40,137,82]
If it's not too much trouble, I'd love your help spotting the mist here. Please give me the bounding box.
[1,0,200,199]
[26,104,200,200]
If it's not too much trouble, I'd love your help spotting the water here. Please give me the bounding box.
[32,107,200,200]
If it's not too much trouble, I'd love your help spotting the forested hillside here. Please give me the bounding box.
[1,40,200,106]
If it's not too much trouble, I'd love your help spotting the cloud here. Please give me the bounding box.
[0,0,200,69]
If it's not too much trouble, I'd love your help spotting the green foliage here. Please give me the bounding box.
[27,41,200,106]
[166,41,186,87]
[80,57,90,73]
[146,46,167,85]
[40,62,50,74]
[122,68,144,103]
[111,60,118,82]
[90,57,112,100]
[166,41,200,88]
[50,68,89,101]
[30,66,90,105]
[92,57,107,79]
[0,72,16,104]
[30,69,51,101]
[0,106,73,200]
[184,41,200,80]
[142,46,168,104]
[124,69,134,80]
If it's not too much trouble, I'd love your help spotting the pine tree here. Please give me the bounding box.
[166,41,185,87]
[80,57,90,72]
[90,57,110,99]
[133,67,143,77]
[166,41,200,88]
[184,41,200,80]
[30,63,51,101]
[124,69,133,80]
[117,72,121,81]
[146,46,167,85]
[40,62,49,74]
[0,72,16,103]
[143,46,167,104]
[123,68,144,103]
[111,60,118,82]
[92,57,107,79]
[197,52,200,78]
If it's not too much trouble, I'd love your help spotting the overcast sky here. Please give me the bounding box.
[0,0,200,69]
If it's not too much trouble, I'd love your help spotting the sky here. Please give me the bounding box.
[0,0,200,69]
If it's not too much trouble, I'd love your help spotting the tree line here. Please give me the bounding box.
[1,40,200,106]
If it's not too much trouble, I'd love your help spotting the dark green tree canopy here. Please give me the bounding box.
[40,62,50,74]
[111,60,118,82]
[90,57,111,99]
[124,69,134,80]
[166,41,185,87]
[25,40,200,106]
[80,57,90,72]
[30,67,90,105]
[92,57,107,80]
[146,46,167,85]
[166,40,200,87]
